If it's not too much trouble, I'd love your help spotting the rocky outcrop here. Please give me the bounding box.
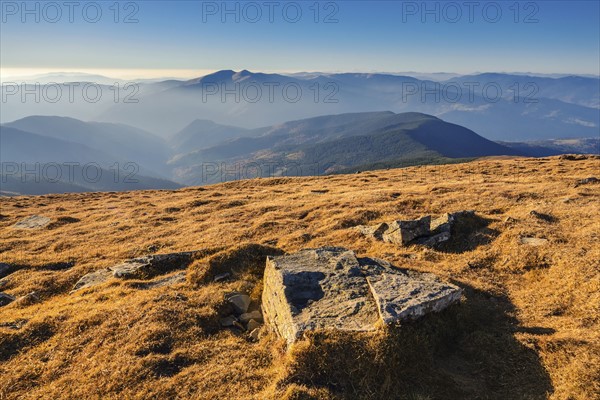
[111,252,195,279]
[71,251,197,293]
[358,211,476,247]
[262,247,462,345]
[13,215,51,229]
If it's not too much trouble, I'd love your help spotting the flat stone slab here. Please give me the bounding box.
[262,247,462,345]
[13,215,51,229]
[366,272,463,324]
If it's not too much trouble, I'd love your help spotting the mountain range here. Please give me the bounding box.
[2,70,598,142]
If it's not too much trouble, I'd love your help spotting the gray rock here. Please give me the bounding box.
[357,222,389,241]
[366,272,462,324]
[110,251,195,279]
[0,263,13,279]
[575,177,599,187]
[246,319,261,331]
[0,292,16,307]
[382,216,431,245]
[227,293,251,315]
[240,310,263,324]
[416,231,451,247]
[13,215,51,229]
[262,247,461,345]
[71,269,113,293]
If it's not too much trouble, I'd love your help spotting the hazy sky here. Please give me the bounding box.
[1,0,599,78]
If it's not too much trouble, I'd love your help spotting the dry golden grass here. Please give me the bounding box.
[0,155,598,399]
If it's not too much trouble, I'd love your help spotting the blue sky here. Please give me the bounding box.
[1,0,599,78]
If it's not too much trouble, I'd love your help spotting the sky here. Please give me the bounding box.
[1,0,599,79]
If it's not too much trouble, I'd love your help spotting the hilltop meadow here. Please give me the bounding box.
[0,155,598,399]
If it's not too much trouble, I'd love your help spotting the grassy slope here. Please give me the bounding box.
[0,156,598,399]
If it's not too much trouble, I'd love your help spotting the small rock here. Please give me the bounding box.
[214,272,231,282]
[246,319,261,331]
[520,237,548,246]
[220,316,237,327]
[240,310,263,324]
[13,215,51,229]
[226,293,251,315]
[504,216,517,224]
[249,328,261,341]
[575,177,599,187]
[0,292,15,307]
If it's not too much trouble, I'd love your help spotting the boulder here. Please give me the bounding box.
[262,247,461,345]
[520,237,548,246]
[359,211,477,247]
[13,215,51,229]
[0,292,15,307]
[382,216,431,245]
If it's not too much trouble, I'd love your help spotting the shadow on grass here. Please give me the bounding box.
[277,283,553,400]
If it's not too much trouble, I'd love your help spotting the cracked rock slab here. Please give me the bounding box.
[366,272,463,324]
[262,247,462,345]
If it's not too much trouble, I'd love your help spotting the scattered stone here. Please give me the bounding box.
[13,215,51,229]
[246,319,261,332]
[71,269,113,293]
[214,272,231,282]
[575,177,599,187]
[226,293,251,315]
[415,231,451,247]
[0,292,15,307]
[111,251,195,279]
[520,237,548,246]
[220,316,237,327]
[382,216,431,245]
[262,247,461,345]
[240,310,263,324]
